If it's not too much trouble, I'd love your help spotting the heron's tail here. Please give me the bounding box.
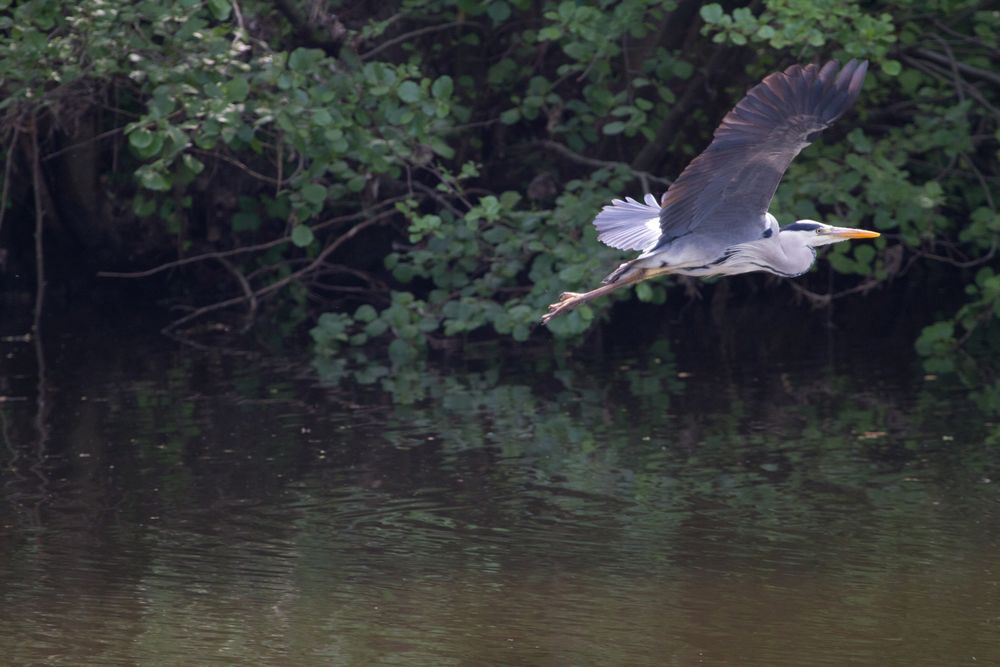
[593,194,662,252]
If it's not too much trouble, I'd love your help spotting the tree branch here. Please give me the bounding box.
[360,21,465,60]
[162,214,389,333]
[915,47,1000,87]
[30,115,45,335]
[97,199,403,279]
[216,255,257,331]
[903,55,1000,119]
[787,277,882,307]
[272,0,348,57]
[0,125,18,251]
[192,148,281,186]
[631,47,730,174]
[535,139,671,190]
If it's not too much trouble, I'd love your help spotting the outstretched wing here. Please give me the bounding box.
[653,59,868,249]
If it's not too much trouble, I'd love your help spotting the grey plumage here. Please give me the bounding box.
[544,60,879,325]
[591,194,662,251]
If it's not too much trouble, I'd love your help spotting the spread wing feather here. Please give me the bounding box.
[592,193,663,251]
[651,59,868,250]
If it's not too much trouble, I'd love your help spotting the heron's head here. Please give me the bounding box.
[781,220,880,248]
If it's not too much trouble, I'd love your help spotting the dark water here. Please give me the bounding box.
[1,323,999,666]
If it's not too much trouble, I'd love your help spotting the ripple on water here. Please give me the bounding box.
[2,334,1000,665]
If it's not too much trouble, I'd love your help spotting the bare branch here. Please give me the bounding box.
[932,19,1000,56]
[216,255,257,331]
[192,148,281,186]
[631,48,731,174]
[787,277,882,307]
[929,37,964,104]
[97,199,404,279]
[41,125,125,163]
[162,213,387,333]
[230,0,247,35]
[411,180,464,218]
[360,21,465,60]
[535,139,672,189]
[903,55,1000,119]
[30,115,45,335]
[0,125,19,243]
[915,47,1000,87]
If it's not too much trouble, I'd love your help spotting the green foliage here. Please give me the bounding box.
[915,321,957,372]
[700,0,897,62]
[1,0,997,363]
[697,0,999,368]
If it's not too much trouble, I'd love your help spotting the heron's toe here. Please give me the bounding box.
[542,292,586,324]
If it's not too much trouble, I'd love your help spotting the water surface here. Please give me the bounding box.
[1,325,999,665]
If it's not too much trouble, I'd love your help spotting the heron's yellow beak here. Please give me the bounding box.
[827,227,880,239]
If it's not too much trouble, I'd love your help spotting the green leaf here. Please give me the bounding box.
[207,0,231,20]
[429,136,455,159]
[288,48,320,71]
[129,128,164,159]
[129,128,154,150]
[291,225,315,247]
[311,312,352,349]
[182,154,205,175]
[301,183,328,206]
[313,108,333,126]
[397,80,421,103]
[223,76,250,102]
[558,264,585,282]
[915,320,955,357]
[133,195,156,218]
[232,212,260,232]
[487,1,511,23]
[355,304,377,322]
[389,338,418,363]
[511,324,530,342]
[756,25,776,40]
[882,59,901,76]
[699,3,724,23]
[365,318,389,337]
[853,244,876,268]
[432,75,454,100]
[138,168,171,192]
[602,121,627,135]
[499,109,520,124]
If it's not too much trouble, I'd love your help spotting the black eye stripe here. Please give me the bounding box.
[781,222,822,232]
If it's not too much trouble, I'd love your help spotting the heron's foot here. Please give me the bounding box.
[541,292,583,325]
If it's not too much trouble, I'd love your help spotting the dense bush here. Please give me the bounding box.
[0,0,997,370]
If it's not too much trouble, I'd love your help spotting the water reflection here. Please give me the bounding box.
[1,329,999,665]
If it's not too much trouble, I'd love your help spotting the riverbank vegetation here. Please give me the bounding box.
[0,0,997,377]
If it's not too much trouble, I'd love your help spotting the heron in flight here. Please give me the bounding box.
[542,59,879,324]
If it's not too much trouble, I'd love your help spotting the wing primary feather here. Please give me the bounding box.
[818,60,838,81]
[848,60,868,96]
[650,59,868,253]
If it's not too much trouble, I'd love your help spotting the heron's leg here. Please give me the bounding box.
[541,267,666,324]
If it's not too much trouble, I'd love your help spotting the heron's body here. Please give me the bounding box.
[542,60,879,324]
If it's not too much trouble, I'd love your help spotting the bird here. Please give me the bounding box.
[542,59,879,325]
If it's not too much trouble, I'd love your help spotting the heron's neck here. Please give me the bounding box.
[769,234,817,277]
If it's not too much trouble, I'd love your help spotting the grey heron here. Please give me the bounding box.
[542,59,879,324]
